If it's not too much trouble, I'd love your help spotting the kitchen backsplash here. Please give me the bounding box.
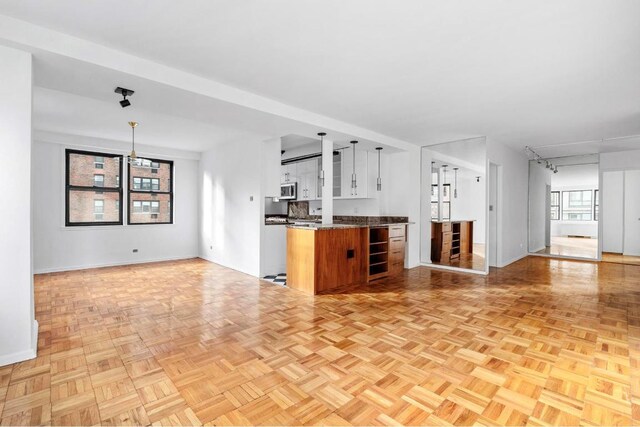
[288,201,309,219]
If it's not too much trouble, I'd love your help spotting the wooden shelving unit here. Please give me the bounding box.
[368,227,389,281]
[451,222,461,259]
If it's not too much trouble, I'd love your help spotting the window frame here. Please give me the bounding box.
[430,183,451,221]
[561,189,594,221]
[550,190,560,221]
[65,149,123,227]
[594,189,599,221]
[127,157,174,225]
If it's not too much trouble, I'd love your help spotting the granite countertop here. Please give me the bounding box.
[267,215,412,228]
[431,219,477,223]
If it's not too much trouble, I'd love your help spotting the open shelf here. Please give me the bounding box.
[368,227,389,281]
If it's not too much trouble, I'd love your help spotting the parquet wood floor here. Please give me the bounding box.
[1,256,639,426]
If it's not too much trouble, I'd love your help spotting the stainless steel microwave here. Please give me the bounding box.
[280,182,297,200]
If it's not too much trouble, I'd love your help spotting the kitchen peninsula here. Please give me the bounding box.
[286,217,409,294]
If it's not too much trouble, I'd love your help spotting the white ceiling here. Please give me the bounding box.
[1,0,639,152]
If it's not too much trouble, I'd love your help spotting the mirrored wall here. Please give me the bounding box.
[528,154,599,260]
[421,137,487,273]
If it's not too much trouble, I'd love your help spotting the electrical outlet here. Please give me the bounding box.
[132,249,138,253]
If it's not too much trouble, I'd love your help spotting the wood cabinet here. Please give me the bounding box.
[287,224,407,293]
[368,224,406,281]
[431,221,473,263]
[287,227,368,294]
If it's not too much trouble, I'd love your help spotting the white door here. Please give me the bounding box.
[624,170,640,255]
[489,163,498,267]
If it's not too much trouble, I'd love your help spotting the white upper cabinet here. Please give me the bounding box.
[279,148,371,200]
[281,162,297,184]
[340,146,369,199]
[297,159,318,200]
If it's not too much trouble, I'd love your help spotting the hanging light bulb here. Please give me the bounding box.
[376,147,383,191]
[318,132,326,187]
[128,121,138,163]
[453,167,459,198]
[350,140,358,196]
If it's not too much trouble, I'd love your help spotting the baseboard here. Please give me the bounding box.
[0,320,38,367]
[498,252,528,268]
[34,255,199,274]
[198,254,260,278]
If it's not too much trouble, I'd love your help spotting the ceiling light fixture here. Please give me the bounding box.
[376,147,383,191]
[318,132,326,187]
[115,87,134,108]
[128,121,138,162]
[350,141,358,196]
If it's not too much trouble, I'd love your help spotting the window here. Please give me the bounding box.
[550,191,560,220]
[431,182,451,221]
[562,190,593,221]
[94,156,104,169]
[594,189,599,221]
[66,150,122,226]
[132,177,160,191]
[128,158,173,224]
[94,200,104,220]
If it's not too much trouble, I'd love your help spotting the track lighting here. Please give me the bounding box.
[553,166,559,173]
[115,87,134,108]
[476,176,481,183]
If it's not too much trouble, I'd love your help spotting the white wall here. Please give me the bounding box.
[200,139,262,276]
[528,161,552,252]
[601,171,623,252]
[488,140,529,267]
[32,139,200,273]
[449,173,486,244]
[385,149,421,268]
[0,46,36,366]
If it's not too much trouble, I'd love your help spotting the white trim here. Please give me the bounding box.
[527,252,598,263]
[420,262,488,276]
[34,255,198,274]
[198,256,259,278]
[0,320,38,367]
[498,252,528,268]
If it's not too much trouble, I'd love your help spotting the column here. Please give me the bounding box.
[321,137,334,224]
[0,45,36,366]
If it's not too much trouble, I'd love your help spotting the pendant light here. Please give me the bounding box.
[375,147,383,191]
[318,132,326,187]
[128,121,138,163]
[350,140,358,196]
[453,167,459,198]
[442,165,448,198]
